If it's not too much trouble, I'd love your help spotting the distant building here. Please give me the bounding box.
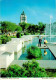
[20,11,27,23]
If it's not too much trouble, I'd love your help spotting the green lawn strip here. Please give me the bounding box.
[46,69,56,77]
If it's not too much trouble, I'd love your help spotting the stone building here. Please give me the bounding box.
[20,11,27,23]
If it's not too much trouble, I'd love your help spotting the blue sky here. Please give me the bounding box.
[0,0,56,24]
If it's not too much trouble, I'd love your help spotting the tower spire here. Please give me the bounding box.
[20,11,27,23]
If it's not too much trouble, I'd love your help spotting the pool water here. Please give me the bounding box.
[17,37,55,60]
[41,49,55,60]
[18,49,55,60]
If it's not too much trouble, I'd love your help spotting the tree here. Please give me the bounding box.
[15,26,22,32]
[27,24,39,34]
[38,22,46,33]
[1,21,22,33]
[16,32,21,38]
[19,22,30,31]
[1,21,8,33]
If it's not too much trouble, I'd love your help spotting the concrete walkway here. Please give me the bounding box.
[47,44,56,58]
[10,60,56,69]
[37,44,48,49]
[37,43,56,58]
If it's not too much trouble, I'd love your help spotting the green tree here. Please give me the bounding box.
[1,21,22,33]
[16,32,21,38]
[19,22,30,31]
[15,26,22,32]
[27,24,39,34]
[38,22,46,33]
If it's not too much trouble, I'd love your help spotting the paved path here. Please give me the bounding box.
[25,35,56,37]
[47,44,56,58]
[10,60,56,69]
[37,44,48,49]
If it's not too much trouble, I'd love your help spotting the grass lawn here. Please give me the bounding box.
[46,69,56,77]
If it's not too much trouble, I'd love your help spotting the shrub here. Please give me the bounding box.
[1,35,11,44]
[16,32,21,38]
[24,32,29,35]
[7,36,11,41]
[27,46,41,59]
[1,65,26,77]
[1,70,8,77]
[1,61,48,77]
[23,60,48,77]
[7,65,22,77]
[2,37,7,44]
[10,36,16,38]
[21,33,24,36]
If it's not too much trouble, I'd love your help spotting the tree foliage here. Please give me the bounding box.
[16,32,21,38]
[1,21,22,33]
[19,22,30,31]
[27,24,39,34]
[20,22,46,34]
[0,21,46,34]
[15,26,22,32]
[38,22,46,31]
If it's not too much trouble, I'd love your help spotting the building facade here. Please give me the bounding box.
[20,11,27,23]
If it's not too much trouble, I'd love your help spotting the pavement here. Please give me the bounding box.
[47,44,56,58]
[10,60,56,69]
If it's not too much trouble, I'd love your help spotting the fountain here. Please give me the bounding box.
[45,16,56,43]
[50,15,53,42]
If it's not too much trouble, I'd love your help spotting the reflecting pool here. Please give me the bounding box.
[14,37,56,60]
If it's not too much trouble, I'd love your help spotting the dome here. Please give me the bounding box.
[21,11,25,15]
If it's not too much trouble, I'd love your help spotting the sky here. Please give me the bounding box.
[0,0,56,24]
